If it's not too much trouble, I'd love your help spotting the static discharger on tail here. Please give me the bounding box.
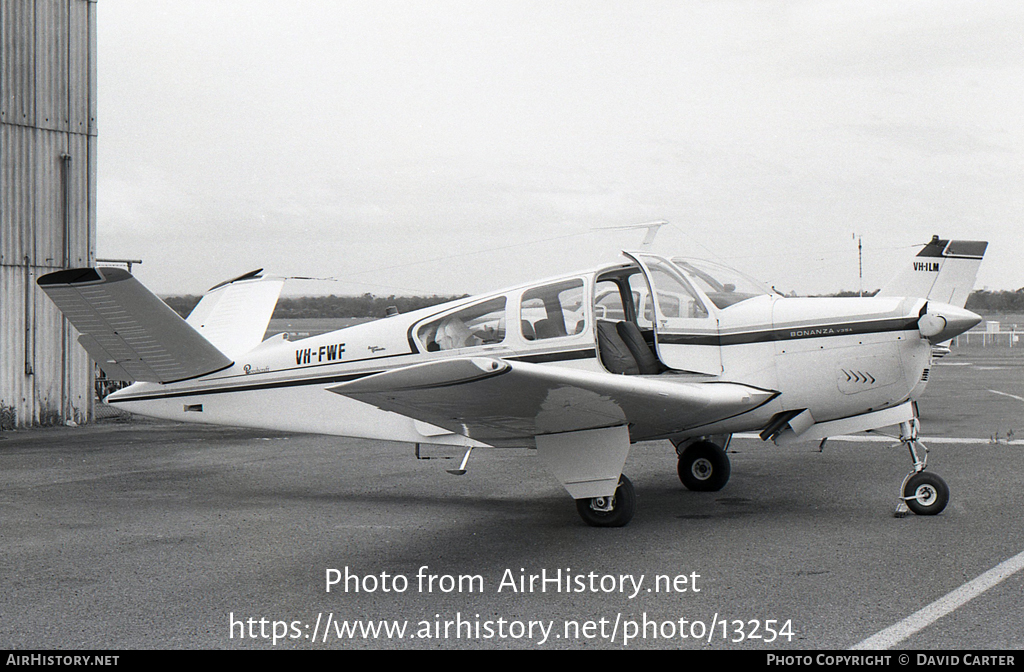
[38,234,986,526]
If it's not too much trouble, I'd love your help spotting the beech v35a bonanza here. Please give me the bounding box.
[38,237,986,526]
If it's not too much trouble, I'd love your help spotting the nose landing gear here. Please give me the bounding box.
[890,419,949,517]
[901,471,949,516]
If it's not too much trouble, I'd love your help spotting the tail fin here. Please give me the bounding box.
[877,235,987,307]
[184,269,284,359]
[38,268,233,383]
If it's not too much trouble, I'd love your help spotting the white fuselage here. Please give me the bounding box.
[107,261,933,448]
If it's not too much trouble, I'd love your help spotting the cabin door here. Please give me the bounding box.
[623,252,722,375]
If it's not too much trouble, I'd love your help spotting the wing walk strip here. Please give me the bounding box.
[850,550,1024,649]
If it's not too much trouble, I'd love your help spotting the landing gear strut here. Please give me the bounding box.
[576,475,636,527]
[891,418,949,517]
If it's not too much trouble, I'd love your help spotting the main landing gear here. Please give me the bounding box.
[891,418,949,517]
[674,438,731,491]
[572,434,731,526]
[576,475,636,527]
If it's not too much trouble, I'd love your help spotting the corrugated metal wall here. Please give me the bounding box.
[1,0,97,428]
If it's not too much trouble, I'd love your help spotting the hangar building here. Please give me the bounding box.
[1,1,97,428]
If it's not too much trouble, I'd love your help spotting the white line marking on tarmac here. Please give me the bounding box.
[989,389,1024,403]
[733,433,1024,446]
[850,550,1024,650]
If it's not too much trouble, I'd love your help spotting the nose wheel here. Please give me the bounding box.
[890,419,949,517]
[901,471,949,516]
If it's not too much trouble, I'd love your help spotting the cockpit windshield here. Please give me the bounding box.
[670,258,773,309]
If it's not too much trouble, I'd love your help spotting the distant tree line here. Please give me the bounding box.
[828,290,880,298]
[162,287,1024,320]
[272,293,468,318]
[811,288,1024,312]
[965,288,1024,313]
[163,296,202,317]
[163,293,467,319]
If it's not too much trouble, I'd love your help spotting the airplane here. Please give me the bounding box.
[37,236,985,527]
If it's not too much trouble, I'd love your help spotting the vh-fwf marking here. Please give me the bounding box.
[295,343,346,365]
[38,236,986,526]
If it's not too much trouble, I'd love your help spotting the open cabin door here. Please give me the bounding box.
[623,252,722,376]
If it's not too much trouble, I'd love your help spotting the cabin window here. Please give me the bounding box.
[648,264,708,319]
[630,263,708,324]
[671,257,770,309]
[417,297,507,351]
[520,279,586,341]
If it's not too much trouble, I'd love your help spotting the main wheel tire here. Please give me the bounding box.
[576,475,636,527]
[678,441,731,491]
[903,471,949,516]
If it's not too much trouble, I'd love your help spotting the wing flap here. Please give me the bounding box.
[38,267,233,383]
[328,357,777,441]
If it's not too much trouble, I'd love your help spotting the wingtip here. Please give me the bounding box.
[208,268,265,292]
[37,267,131,286]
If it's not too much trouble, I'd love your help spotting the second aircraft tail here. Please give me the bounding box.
[877,235,987,308]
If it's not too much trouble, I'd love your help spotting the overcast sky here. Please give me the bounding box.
[96,0,1024,298]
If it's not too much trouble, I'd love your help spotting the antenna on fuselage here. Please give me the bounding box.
[594,220,667,251]
[854,233,864,297]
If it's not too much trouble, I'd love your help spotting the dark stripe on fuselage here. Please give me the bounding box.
[109,318,913,405]
[107,370,381,404]
[660,317,920,347]
[507,348,597,364]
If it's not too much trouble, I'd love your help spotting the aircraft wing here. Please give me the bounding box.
[327,357,777,443]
